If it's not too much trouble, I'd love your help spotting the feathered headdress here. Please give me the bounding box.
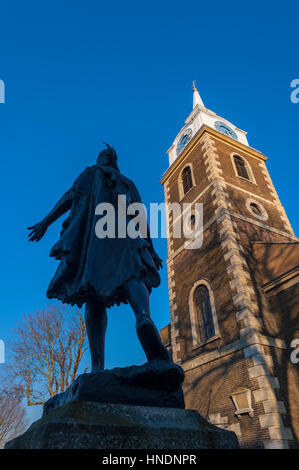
[97,142,119,171]
[102,142,118,161]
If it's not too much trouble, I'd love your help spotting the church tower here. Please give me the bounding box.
[160,85,299,449]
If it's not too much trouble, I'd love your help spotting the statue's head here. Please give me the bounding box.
[97,143,119,170]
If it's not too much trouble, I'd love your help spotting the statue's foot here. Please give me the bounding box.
[91,365,104,374]
[143,357,184,389]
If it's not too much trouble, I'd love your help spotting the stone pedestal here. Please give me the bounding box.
[5,401,239,449]
[5,361,239,449]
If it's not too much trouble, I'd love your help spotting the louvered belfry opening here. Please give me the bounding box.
[182,166,193,194]
[234,155,250,180]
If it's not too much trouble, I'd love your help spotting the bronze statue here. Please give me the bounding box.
[28,144,170,372]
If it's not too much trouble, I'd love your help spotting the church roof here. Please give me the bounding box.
[252,241,299,289]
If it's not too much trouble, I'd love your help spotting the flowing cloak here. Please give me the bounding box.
[46,165,161,308]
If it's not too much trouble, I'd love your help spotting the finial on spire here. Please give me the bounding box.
[192,81,204,108]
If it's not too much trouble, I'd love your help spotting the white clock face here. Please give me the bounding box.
[214,121,238,140]
[176,128,193,156]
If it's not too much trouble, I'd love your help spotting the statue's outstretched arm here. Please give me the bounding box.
[27,188,73,242]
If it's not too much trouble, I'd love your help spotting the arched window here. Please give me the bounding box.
[194,285,215,342]
[234,155,250,180]
[189,280,219,346]
[182,166,193,194]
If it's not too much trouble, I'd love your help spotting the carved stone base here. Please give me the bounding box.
[5,401,239,449]
[43,360,185,415]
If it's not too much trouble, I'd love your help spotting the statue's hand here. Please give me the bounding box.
[152,252,163,270]
[27,219,49,242]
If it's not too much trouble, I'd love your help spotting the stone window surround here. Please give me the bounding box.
[188,278,220,348]
[245,197,269,221]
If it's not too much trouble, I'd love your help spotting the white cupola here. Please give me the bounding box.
[166,84,249,166]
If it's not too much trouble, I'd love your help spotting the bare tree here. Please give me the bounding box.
[0,370,28,448]
[11,305,88,406]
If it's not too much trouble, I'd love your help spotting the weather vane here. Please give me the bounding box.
[192,80,197,90]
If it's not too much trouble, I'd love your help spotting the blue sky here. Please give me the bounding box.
[0,1,298,419]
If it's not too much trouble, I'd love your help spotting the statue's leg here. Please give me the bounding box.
[85,298,107,373]
[123,278,170,362]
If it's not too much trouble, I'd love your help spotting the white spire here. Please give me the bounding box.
[192,81,204,108]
